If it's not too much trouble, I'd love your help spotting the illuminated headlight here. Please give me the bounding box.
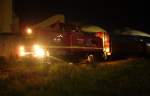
[19,46,26,57]
[33,44,46,58]
[146,43,150,47]
[104,48,110,53]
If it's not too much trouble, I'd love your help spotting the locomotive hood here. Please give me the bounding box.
[82,25,107,33]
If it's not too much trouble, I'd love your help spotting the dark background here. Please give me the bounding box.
[13,0,148,32]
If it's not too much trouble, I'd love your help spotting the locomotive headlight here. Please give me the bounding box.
[19,46,26,57]
[146,43,150,47]
[33,44,45,58]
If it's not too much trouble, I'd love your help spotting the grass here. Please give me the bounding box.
[0,58,150,96]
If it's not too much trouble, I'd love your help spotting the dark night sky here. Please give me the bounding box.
[13,0,147,32]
